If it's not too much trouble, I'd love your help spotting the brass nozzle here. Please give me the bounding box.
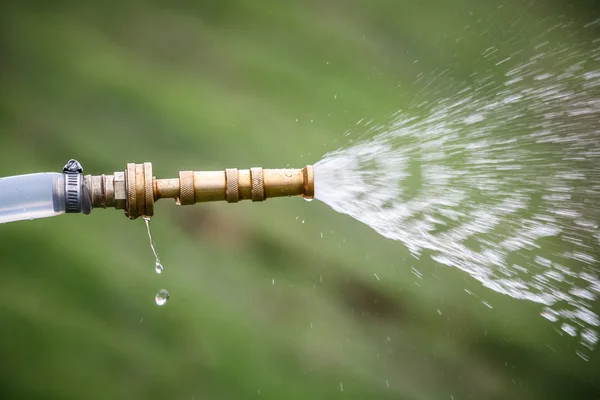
[84,163,314,219]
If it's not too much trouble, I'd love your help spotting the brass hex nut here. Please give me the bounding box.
[114,171,126,210]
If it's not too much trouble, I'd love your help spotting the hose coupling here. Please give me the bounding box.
[84,162,314,220]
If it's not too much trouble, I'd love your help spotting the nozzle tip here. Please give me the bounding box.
[302,165,314,199]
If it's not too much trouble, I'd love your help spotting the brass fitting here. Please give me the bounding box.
[84,163,314,219]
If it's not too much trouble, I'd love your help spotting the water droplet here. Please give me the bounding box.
[155,260,163,274]
[155,289,170,306]
[144,217,163,274]
[561,323,577,337]
[576,349,590,361]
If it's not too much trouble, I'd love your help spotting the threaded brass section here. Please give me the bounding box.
[225,168,239,203]
[87,174,103,208]
[104,174,115,207]
[250,167,265,202]
[178,171,195,205]
[98,175,106,208]
[126,163,137,219]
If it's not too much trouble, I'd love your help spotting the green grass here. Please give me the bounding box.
[0,1,598,399]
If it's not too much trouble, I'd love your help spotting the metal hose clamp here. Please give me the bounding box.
[63,159,92,214]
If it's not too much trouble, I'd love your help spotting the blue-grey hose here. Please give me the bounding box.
[0,173,66,224]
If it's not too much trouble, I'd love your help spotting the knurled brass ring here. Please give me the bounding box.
[144,162,154,217]
[225,168,239,203]
[135,164,145,218]
[126,163,137,219]
[179,171,195,205]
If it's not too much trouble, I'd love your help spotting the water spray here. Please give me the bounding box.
[0,159,315,224]
[2,32,599,353]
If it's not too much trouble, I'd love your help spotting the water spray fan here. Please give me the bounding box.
[0,159,315,224]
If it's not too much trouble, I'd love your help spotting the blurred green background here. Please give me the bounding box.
[1,0,599,399]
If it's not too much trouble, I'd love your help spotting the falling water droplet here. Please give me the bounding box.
[143,217,164,274]
[576,349,590,361]
[155,289,170,306]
